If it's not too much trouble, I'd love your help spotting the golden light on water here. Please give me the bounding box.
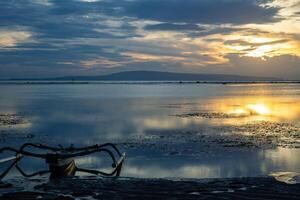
[246,103,271,115]
[229,108,248,115]
[214,97,300,123]
[137,97,300,131]
[229,103,271,116]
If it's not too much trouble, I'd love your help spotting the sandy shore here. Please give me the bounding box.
[0,176,299,200]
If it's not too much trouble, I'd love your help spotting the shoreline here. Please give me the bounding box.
[0,80,300,85]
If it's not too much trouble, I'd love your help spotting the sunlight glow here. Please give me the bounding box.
[246,45,274,59]
[229,108,248,115]
[228,103,271,117]
[246,104,271,115]
[249,37,274,44]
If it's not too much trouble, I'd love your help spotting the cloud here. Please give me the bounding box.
[144,23,205,31]
[0,28,33,48]
[122,52,185,62]
[229,54,300,79]
[0,1,137,40]
[122,0,280,25]
[32,0,53,6]
[188,27,245,37]
[198,54,300,80]
[224,39,289,47]
[80,58,123,68]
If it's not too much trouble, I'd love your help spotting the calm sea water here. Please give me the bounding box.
[0,83,300,179]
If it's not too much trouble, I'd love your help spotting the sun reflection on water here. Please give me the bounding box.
[229,103,271,116]
[246,103,271,115]
[136,97,300,131]
[210,97,300,124]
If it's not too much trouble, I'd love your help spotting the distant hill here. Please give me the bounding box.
[10,71,282,81]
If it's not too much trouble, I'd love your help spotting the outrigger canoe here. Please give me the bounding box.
[0,143,125,180]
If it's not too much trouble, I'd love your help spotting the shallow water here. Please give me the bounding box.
[0,83,300,179]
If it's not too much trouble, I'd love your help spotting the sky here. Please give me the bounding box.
[0,0,300,79]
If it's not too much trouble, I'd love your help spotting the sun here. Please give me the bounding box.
[246,45,273,59]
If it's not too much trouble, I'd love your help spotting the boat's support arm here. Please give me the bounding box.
[0,156,22,180]
[76,153,126,177]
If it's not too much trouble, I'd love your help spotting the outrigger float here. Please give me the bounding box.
[0,143,125,180]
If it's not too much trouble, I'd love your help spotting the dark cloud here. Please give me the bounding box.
[144,23,205,31]
[122,0,280,25]
[295,11,300,15]
[49,0,118,15]
[0,0,137,40]
[188,27,245,37]
[224,39,290,47]
[0,0,139,79]
[197,54,300,80]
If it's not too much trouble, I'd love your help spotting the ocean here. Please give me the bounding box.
[0,82,300,179]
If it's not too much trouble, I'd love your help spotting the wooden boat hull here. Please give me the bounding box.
[47,158,76,179]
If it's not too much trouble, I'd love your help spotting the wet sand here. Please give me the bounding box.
[0,176,300,200]
[0,113,35,143]
[0,114,27,126]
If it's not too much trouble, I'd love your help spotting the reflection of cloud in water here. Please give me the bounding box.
[72,148,300,179]
[265,148,300,170]
[124,149,300,178]
[135,117,203,130]
[123,164,220,179]
[1,147,299,180]
[75,156,104,166]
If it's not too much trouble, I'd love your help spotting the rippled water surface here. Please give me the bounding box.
[0,83,300,179]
